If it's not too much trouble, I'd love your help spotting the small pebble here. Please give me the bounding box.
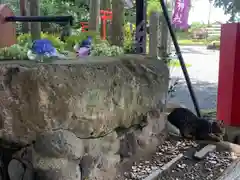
[209,160,217,164]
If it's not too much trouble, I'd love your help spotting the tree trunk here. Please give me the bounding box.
[20,0,29,33]
[101,0,111,9]
[111,0,124,46]
[89,0,100,31]
[29,0,41,40]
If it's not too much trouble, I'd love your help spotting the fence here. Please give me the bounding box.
[206,24,221,37]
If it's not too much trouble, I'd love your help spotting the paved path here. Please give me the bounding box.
[169,46,220,112]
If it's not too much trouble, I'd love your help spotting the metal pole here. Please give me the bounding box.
[5,16,73,25]
[159,0,201,117]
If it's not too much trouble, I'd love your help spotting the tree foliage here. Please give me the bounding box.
[213,0,240,21]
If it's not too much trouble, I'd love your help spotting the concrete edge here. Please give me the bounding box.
[216,158,240,180]
[0,54,154,65]
[143,153,183,180]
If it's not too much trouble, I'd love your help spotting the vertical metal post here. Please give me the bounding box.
[135,0,147,54]
[159,0,201,117]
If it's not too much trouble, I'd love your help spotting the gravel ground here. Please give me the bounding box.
[156,110,236,180]
[158,151,235,180]
[121,138,198,180]
[116,109,229,180]
[119,134,237,180]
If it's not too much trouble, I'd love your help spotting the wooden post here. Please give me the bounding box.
[158,0,172,58]
[89,0,100,31]
[101,0,111,10]
[149,12,159,57]
[159,15,170,58]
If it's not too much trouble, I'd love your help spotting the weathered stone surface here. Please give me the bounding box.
[80,110,167,180]
[80,154,119,180]
[8,159,25,180]
[0,55,169,180]
[135,109,166,149]
[34,158,81,180]
[119,109,166,159]
[81,131,120,180]
[33,151,81,180]
[0,55,169,145]
[10,146,34,180]
[0,156,3,180]
[194,144,216,160]
[34,130,84,160]
[23,168,34,180]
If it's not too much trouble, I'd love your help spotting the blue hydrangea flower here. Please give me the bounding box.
[32,39,57,56]
[80,36,92,48]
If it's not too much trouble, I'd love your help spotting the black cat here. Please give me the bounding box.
[167,107,225,141]
[195,118,225,141]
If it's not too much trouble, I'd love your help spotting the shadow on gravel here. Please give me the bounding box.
[169,78,218,111]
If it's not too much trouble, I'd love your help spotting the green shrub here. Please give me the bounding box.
[124,23,135,40]
[17,32,65,52]
[212,40,220,46]
[168,59,191,68]
[207,35,220,43]
[41,32,65,52]
[0,44,28,60]
[64,31,104,51]
[91,43,124,57]
[207,40,220,50]
[124,23,135,53]
[191,39,207,43]
[124,39,135,53]
[17,33,32,48]
[176,31,190,40]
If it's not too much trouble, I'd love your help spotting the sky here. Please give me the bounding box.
[188,0,230,24]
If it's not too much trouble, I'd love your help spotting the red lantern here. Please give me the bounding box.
[80,21,88,32]
[79,10,113,40]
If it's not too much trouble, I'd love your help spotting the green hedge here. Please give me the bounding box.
[0,32,124,60]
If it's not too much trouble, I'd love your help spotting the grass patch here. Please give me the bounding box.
[168,59,191,68]
[176,31,190,40]
[178,39,207,46]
